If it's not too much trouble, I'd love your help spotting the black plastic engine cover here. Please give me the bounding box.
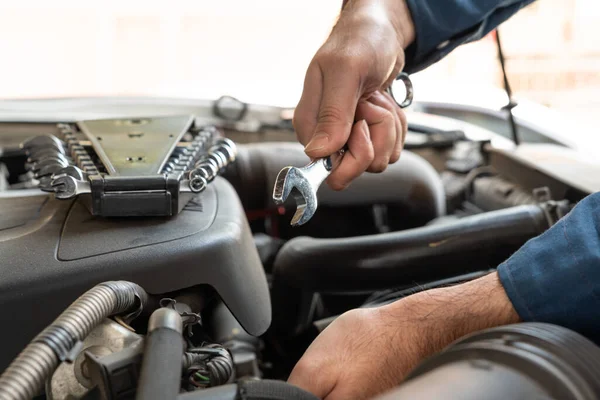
[0,177,270,371]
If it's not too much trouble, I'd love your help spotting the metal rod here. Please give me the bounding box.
[495,29,520,146]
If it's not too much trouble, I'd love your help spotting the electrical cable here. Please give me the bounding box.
[183,344,234,389]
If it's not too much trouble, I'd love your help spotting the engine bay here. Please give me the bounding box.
[0,97,598,399]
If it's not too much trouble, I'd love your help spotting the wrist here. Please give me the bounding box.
[383,0,415,50]
[340,0,415,49]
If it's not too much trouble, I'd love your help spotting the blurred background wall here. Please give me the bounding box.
[416,0,600,130]
[0,0,598,131]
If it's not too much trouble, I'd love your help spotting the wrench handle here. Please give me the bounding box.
[325,147,347,171]
[302,157,335,189]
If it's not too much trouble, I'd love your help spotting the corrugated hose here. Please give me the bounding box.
[0,281,148,400]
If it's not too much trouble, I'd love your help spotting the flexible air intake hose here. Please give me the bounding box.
[376,323,600,400]
[0,281,148,400]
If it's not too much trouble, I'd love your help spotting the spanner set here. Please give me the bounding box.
[21,116,237,217]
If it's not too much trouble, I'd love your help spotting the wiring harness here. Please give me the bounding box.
[183,344,234,389]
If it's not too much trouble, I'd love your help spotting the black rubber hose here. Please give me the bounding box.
[0,281,148,400]
[271,204,548,334]
[273,204,548,292]
[177,379,319,400]
[136,308,184,400]
[376,323,600,400]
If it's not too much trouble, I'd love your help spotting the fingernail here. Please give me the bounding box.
[304,132,329,153]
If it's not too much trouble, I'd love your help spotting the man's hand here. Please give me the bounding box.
[287,272,520,399]
[293,0,415,190]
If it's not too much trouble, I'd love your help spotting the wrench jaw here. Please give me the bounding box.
[273,166,294,206]
[50,174,78,199]
[289,186,316,226]
[51,174,91,199]
[272,166,318,227]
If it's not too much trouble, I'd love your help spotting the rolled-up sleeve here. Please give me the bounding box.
[403,0,537,74]
[498,192,600,342]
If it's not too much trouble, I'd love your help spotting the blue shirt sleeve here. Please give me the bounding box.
[498,192,600,343]
[403,0,537,74]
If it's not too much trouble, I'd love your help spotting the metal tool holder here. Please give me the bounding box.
[20,115,237,217]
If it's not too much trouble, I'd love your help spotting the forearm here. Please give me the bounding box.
[380,271,520,366]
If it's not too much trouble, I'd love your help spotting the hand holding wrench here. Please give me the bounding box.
[272,73,413,226]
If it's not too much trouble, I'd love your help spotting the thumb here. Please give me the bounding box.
[304,64,360,158]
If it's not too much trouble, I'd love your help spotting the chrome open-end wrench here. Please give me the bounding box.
[50,174,91,199]
[272,154,340,226]
[273,72,414,226]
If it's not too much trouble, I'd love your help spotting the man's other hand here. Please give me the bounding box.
[293,0,415,190]
[287,272,520,400]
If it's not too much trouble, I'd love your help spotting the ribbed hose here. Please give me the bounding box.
[206,350,234,386]
[0,281,147,400]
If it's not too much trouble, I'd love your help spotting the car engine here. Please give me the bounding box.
[0,97,598,399]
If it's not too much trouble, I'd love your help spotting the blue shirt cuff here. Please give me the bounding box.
[498,192,600,343]
[403,0,537,74]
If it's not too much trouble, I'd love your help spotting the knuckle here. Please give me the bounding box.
[292,114,301,132]
[389,149,401,164]
[292,113,308,133]
[341,52,364,70]
[317,104,347,124]
[330,180,348,191]
[319,49,369,78]
[293,128,310,147]
[320,49,358,67]
[381,108,395,124]
[362,146,375,164]
[369,156,389,173]
[292,104,310,127]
